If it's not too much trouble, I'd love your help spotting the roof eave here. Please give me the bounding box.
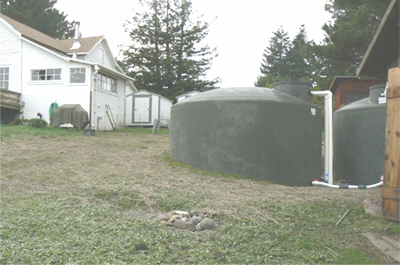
[357,0,398,78]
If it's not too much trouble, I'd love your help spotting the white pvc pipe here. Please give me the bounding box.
[311,90,333,184]
[311,180,383,189]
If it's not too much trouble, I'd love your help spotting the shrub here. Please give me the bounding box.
[28,118,48,128]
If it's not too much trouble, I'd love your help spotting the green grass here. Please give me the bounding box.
[1,126,399,264]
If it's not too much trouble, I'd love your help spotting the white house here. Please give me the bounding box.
[126,90,172,127]
[0,14,137,130]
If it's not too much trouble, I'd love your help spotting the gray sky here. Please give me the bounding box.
[55,0,331,88]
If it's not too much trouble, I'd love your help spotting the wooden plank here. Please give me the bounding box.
[105,104,117,131]
[363,232,400,263]
[382,67,400,221]
[381,188,400,200]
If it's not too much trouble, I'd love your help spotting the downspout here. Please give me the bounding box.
[91,64,100,131]
[310,90,333,184]
[20,38,23,119]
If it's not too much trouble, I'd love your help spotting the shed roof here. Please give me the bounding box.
[357,0,400,79]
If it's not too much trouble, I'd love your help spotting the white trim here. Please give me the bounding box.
[21,37,71,62]
[0,17,22,38]
[68,66,88,85]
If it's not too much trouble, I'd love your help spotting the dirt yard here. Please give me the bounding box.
[1,129,382,207]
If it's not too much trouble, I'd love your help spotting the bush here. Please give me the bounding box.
[9,118,30,125]
[28,118,48,128]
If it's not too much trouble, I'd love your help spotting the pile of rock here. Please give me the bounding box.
[155,209,217,232]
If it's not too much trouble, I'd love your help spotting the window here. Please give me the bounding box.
[97,73,116,92]
[70,68,86,83]
[31,69,61,81]
[99,48,104,65]
[0,67,9,89]
[346,93,368,104]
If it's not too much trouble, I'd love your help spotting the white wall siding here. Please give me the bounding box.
[126,94,133,124]
[159,96,171,121]
[21,42,91,122]
[86,41,114,69]
[0,21,22,93]
[95,77,126,130]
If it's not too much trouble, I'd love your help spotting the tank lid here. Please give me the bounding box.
[369,84,386,104]
[273,81,313,103]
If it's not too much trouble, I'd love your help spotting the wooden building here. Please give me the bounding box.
[357,0,399,221]
[329,76,385,111]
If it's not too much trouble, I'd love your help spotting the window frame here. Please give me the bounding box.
[0,67,10,89]
[69,67,87,84]
[31,68,62,81]
[96,73,116,93]
[98,48,105,65]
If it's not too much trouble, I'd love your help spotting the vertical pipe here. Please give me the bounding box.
[311,90,333,184]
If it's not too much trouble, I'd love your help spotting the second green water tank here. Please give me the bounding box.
[333,84,386,184]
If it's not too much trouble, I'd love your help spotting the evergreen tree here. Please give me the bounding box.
[256,26,313,87]
[259,26,291,80]
[121,0,219,100]
[1,0,75,39]
[313,0,391,80]
[285,25,314,82]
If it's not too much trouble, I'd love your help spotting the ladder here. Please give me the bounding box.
[105,104,117,131]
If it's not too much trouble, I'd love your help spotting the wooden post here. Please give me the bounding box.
[381,67,400,221]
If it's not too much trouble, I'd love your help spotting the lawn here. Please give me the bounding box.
[1,126,399,264]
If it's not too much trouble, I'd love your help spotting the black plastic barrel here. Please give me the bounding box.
[333,84,386,184]
[170,82,322,186]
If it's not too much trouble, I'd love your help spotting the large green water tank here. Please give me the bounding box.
[333,84,386,184]
[170,82,322,186]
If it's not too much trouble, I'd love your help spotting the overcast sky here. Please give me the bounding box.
[55,0,331,88]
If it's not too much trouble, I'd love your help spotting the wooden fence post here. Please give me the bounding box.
[381,67,400,221]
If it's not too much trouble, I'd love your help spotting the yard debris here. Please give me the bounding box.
[336,209,350,226]
[155,209,217,231]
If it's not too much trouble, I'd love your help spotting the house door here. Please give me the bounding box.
[133,96,151,123]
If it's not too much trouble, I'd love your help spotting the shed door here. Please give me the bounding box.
[133,96,151,123]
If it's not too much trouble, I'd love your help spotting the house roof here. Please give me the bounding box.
[0,13,103,55]
[357,0,400,79]
[58,36,104,54]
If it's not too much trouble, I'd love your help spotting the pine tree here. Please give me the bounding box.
[121,0,219,100]
[256,26,313,87]
[313,0,391,78]
[1,0,75,39]
[259,26,291,79]
[285,25,314,82]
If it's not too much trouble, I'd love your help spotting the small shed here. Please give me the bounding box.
[175,91,202,103]
[126,90,172,127]
[329,76,385,111]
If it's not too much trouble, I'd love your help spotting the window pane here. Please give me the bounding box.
[0,67,9,89]
[39,70,46,80]
[96,73,116,92]
[70,68,85,83]
[31,69,61,81]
